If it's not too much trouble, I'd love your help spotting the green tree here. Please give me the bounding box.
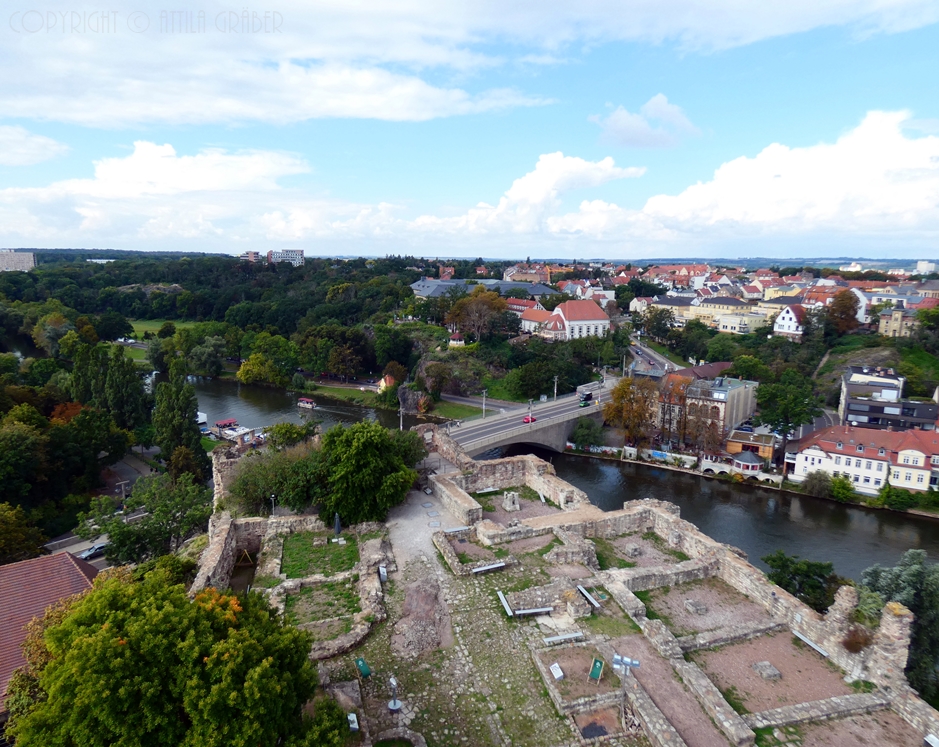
[762,550,846,613]
[0,502,47,564]
[445,286,508,341]
[603,377,659,446]
[802,470,831,498]
[228,443,323,514]
[6,569,317,747]
[236,353,289,387]
[754,369,822,464]
[570,417,604,449]
[105,345,149,431]
[187,335,226,378]
[157,320,177,338]
[94,311,134,341]
[318,421,421,523]
[68,342,109,406]
[830,475,856,502]
[153,364,209,476]
[827,290,860,335]
[862,550,939,699]
[705,334,738,362]
[726,354,773,383]
[0,422,49,505]
[264,421,317,450]
[32,313,74,357]
[168,445,205,483]
[77,473,211,564]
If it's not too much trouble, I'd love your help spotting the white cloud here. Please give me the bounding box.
[2,112,939,257]
[590,94,699,147]
[0,126,69,165]
[1,1,937,126]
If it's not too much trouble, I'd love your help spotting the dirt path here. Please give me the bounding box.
[612,634,730,747]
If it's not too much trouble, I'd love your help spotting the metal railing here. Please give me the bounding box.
[455,405,596,452]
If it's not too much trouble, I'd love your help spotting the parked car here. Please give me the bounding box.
[523,415,537,423]
[78,543,108,560]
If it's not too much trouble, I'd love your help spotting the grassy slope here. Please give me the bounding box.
[431,401,483,419]
[645,340,687,367]
[130,319,197,337]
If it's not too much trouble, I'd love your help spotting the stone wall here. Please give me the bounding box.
[428,474,483,526]
[623,674,687,747]
[431,530,517,577]
[531,643,625,715]
[545,528,599,569]
[506,578,592,618]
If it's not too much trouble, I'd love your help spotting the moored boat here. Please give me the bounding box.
[297,397,316,409]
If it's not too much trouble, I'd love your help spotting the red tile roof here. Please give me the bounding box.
[0,552,97,708]
[520,308,552,323]
[554,299,609,321]
[798,425,939,466]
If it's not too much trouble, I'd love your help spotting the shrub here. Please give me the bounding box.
[803,471,831,498]
[842,625,874,653]
[830,476,856,503]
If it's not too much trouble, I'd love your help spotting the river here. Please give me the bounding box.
[192,379,939,580]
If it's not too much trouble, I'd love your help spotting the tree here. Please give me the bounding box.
[318,421,422,523]
[264,421,317,450]
[32,313,74,357]
[327,344,361,382]
[187,335,226,378]
[827,290,860,335]
[94,311,133,341]
[236,352,289,387]
[762,550,846,613]
[157,320,177,338]
[6,567,317,747]
[705,334,738,362]
[802,471,832,498]
[77,473,211,564]
[383,360,408,384]
[445,286,508,341]
[153,364,209,476]
[570,417,604,449]
[636,307,675,342]
[228,443,323,514]
[726,355,773,383]
[104,345,149,431]
[168,445,205,483]
[830,476,856,503]
[754,369,822,464]
[863,550,939,699]
[0,503,46,565]
[603,377,659,446]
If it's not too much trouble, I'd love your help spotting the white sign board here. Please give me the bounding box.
[549,663,564,680]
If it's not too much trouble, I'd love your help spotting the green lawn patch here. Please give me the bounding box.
[281,532,359,578]
[284,578,361,625]
[644,341,687,367]
[201,437,219,453]
[307,384,385,407]
[901,346,939,379]
[130,319,197,337]
[431,400,483,419]
[583,612,641,637]
[481,376,529,403]
[642,531,691,561]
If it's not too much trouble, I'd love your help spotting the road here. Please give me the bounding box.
[439,393,523,413]
[450,388,608,450]
[630,335,685,372]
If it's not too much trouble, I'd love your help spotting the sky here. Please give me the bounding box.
[1,1,938,260]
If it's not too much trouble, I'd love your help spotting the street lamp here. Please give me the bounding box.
[482,388,487,419]
[528,399,534,424]
[270,493,276,516]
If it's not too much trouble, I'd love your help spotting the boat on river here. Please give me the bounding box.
[297,398,316,410]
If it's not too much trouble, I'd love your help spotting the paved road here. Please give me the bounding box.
[630,335,685,372]
[439,393,523,413]
[450,390,607,450]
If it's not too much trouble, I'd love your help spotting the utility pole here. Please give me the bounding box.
[399,406,403,431]
[553,375,558,402]
[270,493,276,517]
[622,354,626,378]
[528,399,533,424]
[482,389,487,419]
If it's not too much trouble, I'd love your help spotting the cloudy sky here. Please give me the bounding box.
[1,1,938,260]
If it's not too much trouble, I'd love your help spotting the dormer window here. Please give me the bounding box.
[836,442,843,449]
[879,448,886,456]
[856,445,863,453]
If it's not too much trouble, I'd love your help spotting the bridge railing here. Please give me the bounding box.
[455,406,598,453]
[451,391,582,425]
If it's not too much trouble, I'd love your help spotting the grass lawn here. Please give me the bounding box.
[122,345,148,360]
[282,532,360,578]
[431,400,483,419]
[130,319,197,337]
[644,341,687,367]
[481,376,529,403]
[307,384,384,407]
[201,437,219,453]
[901,346,939,379]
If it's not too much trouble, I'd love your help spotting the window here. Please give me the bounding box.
[906,472,912,482]
[802,467,808,474]
[834,457,842,466]
[918,474,925,484]
[903,456,910,464]
[877,463,884,472]
[853,475,860,483]
[857,445,864,452]
[866,461,872,470]
[875,479,882,487]
[932,456,939,466]
[879,448,886,456]
[912,458,919,466]
[893,470,900,479]
[864,476,870,484]
[836,442,843,449]
[855,459,862,468]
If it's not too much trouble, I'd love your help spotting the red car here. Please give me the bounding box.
[523,415,537,423]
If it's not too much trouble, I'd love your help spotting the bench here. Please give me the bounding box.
[471,562,506,574]
[576,585,601,609]
[496,591,514,617]
[514,607,553,617]
[793,630,830,658]
[444,526,470,534]
[543,632,585,645]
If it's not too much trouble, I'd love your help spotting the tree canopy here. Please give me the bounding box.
[603,377,658,446]
[5,565,318,747]
[754,369,822,460]
[762,550,846,613]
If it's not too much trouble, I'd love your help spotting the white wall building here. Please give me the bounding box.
[773,304,807,341]
[0,250,35,272]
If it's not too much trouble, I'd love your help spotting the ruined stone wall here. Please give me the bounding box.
[428,474,482,526]
[411,423,474,470]
[544,528,599,569]
[475,519,554,546]
[191,512,236,593]
[211,447,242,511]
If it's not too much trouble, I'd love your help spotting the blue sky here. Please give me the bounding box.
[1,1,938,260]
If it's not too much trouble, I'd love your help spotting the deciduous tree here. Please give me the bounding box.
[603,377,658,446]
[0,503,46,565]
[754,369,822,464]
[762,550,846,613]
[445,286,507,341]
[827,290,860,335]
[153,364,209,476]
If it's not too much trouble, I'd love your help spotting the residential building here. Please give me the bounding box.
[629,296,655,314]
[438,265,455,280]
[879,307,920,338]
[690,297,753,326]
[448,332,465,347]
[773,305,807,341]
[409,278,555,300]
[266,249,305,267]
[520,308,553,335]
[537,300,610,341]
[789,425,939,495]
[475,266,488,275]
[727,430,776,460]
[686,377,759,437]
[740,284,763,300]
[916,261,936,275]
[505,298,543,316]
[839,366,937,431]
[917,280,939,299]
[0,249,35,272]
[503,263,551,284]
[1,553,98,718]
[716,313,770,335]
[237,250,261,263]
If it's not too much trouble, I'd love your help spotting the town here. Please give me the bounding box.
[2,250,939,747]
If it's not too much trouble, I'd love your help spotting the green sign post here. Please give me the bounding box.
[355,657,372,678]
[588,657,604,684]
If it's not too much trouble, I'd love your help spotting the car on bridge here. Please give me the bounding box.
[522,415,537,423]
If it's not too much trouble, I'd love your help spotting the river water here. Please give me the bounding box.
[192,379,939,580]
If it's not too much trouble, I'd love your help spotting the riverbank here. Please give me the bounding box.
[562,445,939,523]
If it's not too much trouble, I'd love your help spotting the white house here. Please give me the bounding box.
[534,300,610,341]
[629,296,655,314]
[773,304,807,341]
[789,425,939,495]
[520,308,552,335]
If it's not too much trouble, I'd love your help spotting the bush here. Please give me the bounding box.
[803,471,831,498]
[842,624,874,653]
[830,476,856,503]
[570,417,604,449]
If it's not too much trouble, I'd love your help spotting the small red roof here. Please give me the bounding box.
[1,553,98,707]
[449,332,463,340]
